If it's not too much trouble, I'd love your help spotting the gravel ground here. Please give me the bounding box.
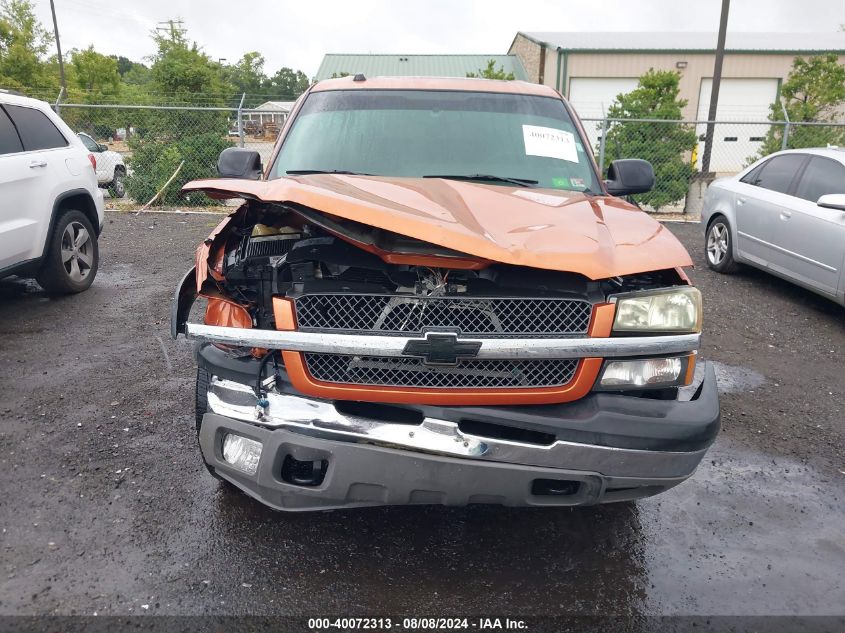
[0,211,842,619]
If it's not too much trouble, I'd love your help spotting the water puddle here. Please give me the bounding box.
[640,438,845,615]
[712,361,766,393]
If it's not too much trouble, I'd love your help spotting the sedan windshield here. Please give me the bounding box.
[270,89,600,193]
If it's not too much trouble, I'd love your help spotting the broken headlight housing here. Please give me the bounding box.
[612,287,702,334]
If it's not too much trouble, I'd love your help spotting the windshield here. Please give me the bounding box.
[270,89,600,193]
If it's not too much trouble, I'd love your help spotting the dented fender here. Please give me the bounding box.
[171,265,197,339]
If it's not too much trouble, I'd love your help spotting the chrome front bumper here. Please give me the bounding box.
[198,370,718,510]
[208,377,708,479]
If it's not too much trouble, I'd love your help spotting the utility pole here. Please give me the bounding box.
[700,0,730,175]
[156,19,186,42]
[49,0,66,93]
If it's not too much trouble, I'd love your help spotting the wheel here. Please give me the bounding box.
[108,170,126,198]
[196,367,224,481]
[705,216,739,273]
[36,210,99,293]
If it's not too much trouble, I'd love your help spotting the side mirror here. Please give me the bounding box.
[217,147,263,180]
[817,193,845,211]
[97,143,108,152]
[604,159,655,196]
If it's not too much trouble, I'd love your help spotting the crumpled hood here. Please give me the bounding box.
[183,174,692,280]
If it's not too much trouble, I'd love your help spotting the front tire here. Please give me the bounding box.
[36,210,99,294]
[705,216,739,273]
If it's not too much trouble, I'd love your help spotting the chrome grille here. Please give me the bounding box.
[304,354,579,389]
[294,294,592,337]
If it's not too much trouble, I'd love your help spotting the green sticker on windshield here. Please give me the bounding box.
[552,177,570,189]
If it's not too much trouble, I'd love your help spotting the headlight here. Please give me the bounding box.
[612,287,702,333]
[596,354,694,390]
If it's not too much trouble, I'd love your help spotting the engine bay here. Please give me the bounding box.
[203,203,688,331]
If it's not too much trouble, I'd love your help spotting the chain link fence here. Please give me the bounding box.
[57,102,286,208]
[52,101,845,213]
[583,117,845,213]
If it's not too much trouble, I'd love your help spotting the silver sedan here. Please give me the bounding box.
[701,148,845,306]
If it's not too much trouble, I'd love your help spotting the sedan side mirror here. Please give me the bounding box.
[605,159,655,196]
[817,193,845,211]
[97,143,108,152]
[217,147,263,180]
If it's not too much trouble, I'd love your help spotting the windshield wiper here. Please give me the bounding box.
[286,169,375,176]
[423,174,538,187]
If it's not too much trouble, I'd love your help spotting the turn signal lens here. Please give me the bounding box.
[613,287,702,334]
[221,433,262,475]
[599,357,683,389]
[87,153,96,170]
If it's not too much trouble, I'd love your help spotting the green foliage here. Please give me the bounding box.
[224,52,265,104]
[466,60,515,80]
[0,7,311,207]
[115,21,234,206]
[0,0,56,92]
[263,67,311,98]
[69,46,120,96]
[330,71,351,79]
[125,131,233,206]
[149,23,232,104]
[758,54,845,157]
[603,69,697,210]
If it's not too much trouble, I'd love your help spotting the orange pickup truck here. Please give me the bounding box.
[172,76,719,511]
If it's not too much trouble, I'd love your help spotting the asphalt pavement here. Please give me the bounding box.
[0,211,842,620]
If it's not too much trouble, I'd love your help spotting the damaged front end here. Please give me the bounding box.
[172,179,719,511]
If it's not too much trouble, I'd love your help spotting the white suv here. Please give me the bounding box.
[0,91,105,293]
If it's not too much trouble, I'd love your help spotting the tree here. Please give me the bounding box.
[148,21,232,104]
[59,46,123,137]
[69,46,120,95]
[758,54,845,156]
[0,0,56,92]
[124,21,233,206]
[113,55,147,77]
[225,52,267,104]
[466,59,515,80]
[263,66,310,99]
[602,69,697,211]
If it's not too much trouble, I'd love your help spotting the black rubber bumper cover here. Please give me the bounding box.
[199,413,694,511]
[195,343,721,453]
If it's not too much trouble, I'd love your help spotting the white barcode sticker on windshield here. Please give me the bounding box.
[522,125,578,163]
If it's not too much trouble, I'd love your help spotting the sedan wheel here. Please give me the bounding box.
[705,219,738,273]
[109,174,126,198]
[707,223,728,265]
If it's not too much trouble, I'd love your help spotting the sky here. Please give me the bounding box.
[35,0,845,77]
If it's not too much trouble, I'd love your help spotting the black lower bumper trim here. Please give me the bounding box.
[199,413,689,511]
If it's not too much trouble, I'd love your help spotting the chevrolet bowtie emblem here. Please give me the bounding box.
[402,332,482,366]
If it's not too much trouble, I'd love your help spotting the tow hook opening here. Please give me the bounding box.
[281,455,329,487]
[531,479,581,497]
